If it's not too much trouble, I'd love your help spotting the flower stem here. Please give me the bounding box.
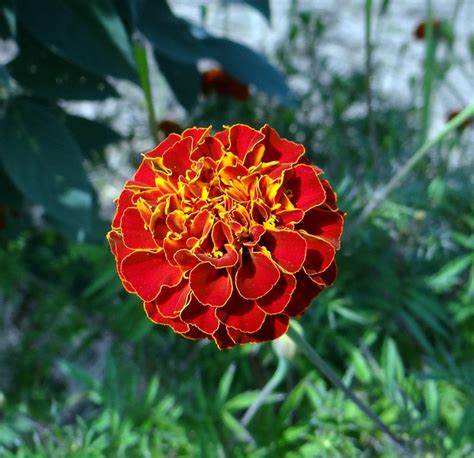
[133,37,158,144]
[287,323,410,455]
[349,103,474,235]
[241,357,288,427]
[364,0,378,164]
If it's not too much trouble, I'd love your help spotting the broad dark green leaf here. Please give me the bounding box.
[62,115,122,161]
[8,33,118,100]
[114,0,146,26]
[138,0,202,64]
[16,0,136,81]
[0,167,22,206]
[155,51,200,109]
[0,5,15,38]
[240,0,271,21]
[0,63,9,88]
[200,36,296,105]
[0,98,96,240]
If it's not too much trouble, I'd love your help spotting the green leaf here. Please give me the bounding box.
[0,64,9,88]
[138,0,202,64]
[404,290,449,338]
[399,311,433,354]
[155,51,200,110]
[453,403,474,446]
[240,0,271,21]
[0,6,16,39]
[423,380,439,422]
[221,411,252,442]
[428,254,472,293]
[216,363,236,407]
[225,390,281,411]
[351,349,372,384]
[0,98,97,240]
[59,360,99,391]
[8,33,119,101]
[469,34,474,58]
[382,337,404,390]
[0,167,22,206]
[200,36,296,105]
[16,0,136,80]
[62,115,122,161]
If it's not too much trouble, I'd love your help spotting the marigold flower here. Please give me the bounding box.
[107,124,344,349]
[201,68,250,101]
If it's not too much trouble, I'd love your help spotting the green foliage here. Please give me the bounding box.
[0,0,291,241]
[0,1,473,457]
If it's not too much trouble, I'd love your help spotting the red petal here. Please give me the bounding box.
[283,271,323,317]
[303,234,336,274]
[155,279,191,318]
[174,248,200,271]
[189,263,233,307]
[214,129,230,149]
[282,164,326,211]
[163,235,188,266]
[195,245,239,268]
[182,325,209,341]
[162,136,193,177]
[321,179,338,210]
[298,208,344,249]
[216,293,266,333]
[228,124,265,162]
[134,134,181,184]
[228,315,289,344]
[212,324,237,350]
[191,136,225,161]
[276,209,304,227]
[181,126,211,146]
[259,125,305,164]
[121,251,182,302]
[236,249,280,299]
[144,133,182,159]
[257,273,296,314]
[190,210,213,239]
[112,189,134,229]
[144,301,189,334]
[260,229,306,273]
[121,207,158,250]
[310,259,337,286]
[180,295,220,334]
[107,230,134,292]
[212,220,233,247]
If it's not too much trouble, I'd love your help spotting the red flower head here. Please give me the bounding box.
[107,124,344,349]
[413,18,442,40]
[201,68,250,101]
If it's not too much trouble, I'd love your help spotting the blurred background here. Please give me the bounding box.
[0,0,473,456]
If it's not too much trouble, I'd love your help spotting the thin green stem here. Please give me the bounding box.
[348,104,474,235]
[365,0,378,164]
[133,38,158,143]
[287,324,410,455]
[421,0,436,144]
[241,358,288,427]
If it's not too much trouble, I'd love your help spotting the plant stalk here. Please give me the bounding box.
[287,323,410,455]
[348,104,474,235]
[133,38,158,144]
